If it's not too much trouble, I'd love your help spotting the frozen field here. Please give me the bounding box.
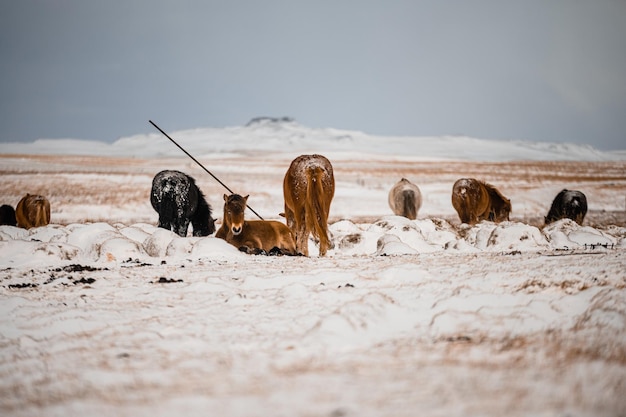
[1,122,625,416]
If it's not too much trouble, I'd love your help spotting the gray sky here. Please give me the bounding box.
[1,0,625,150]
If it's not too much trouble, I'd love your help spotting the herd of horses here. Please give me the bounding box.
[1,153,589,257]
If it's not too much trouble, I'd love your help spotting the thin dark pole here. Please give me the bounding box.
[149,120,265,220]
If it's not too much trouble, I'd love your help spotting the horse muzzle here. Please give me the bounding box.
[231,225,243,236]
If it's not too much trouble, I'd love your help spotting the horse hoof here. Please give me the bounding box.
[268,247,283,256]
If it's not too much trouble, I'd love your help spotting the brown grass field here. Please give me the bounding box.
[1,154,625,228]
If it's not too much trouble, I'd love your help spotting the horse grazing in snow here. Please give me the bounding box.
[15,194,50,229]
[451,178,511,225]
[150,170,216,237]
[388,178,422,220]
[283,154,335,256]
[0,204,17,226]
[545,189,588,225]
[216,194,297,255]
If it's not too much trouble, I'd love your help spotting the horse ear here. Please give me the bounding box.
[223,194,228,201]
[244,195,250,202]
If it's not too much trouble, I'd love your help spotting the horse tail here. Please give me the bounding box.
[305,166,330,255]
[484,182,511,222]
[38,197,50,226]
[191,187,216,236]
[402,190,417,220]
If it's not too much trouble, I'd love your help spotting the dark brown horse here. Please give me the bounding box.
[451,178,511,225]
[283,154,335,256]
[388,178,422,220]
[216,194,297,255]
[15,194,51,229]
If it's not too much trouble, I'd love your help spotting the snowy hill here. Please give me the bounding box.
[2,118,624,161]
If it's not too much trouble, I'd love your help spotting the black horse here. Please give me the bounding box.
[545,189,588,225]
[0,204,17,226]
[150,170,216,237]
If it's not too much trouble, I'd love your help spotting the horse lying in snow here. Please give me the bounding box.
[216,194,297,255]
[545,189,587,225]
[150,170,216,237]
[451,178,511,225]
[388,178,422,220]
[15,194,50,229]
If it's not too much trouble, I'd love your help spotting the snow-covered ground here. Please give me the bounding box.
[1,120,625,416]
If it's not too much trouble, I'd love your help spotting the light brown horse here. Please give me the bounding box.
[388,178,422,220]
[283,154,335,256]
[15,194,50,229]
[215,194,297,255]
[451,178,511,225]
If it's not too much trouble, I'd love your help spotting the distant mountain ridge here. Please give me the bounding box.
[1,119,624,161]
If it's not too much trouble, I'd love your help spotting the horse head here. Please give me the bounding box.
[223,194,249,236]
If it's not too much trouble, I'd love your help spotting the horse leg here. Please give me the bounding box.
[268,246,284,256]
[296,218,309,256]
[158,215,172,231]
[174,218,190,237]
[239,245,266,255]
[268,246,300,256]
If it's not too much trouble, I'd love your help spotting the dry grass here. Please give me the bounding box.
[1,154,625,226]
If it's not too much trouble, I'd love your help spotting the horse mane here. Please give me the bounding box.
[482,181,511,219]
[482,182,507,204]
[224,193,247,212]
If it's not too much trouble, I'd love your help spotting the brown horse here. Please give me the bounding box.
[15,194,51,229]
[216,194,297,255]
[283,154,335,256]
[451,178,511,225]
[388,178,422,220]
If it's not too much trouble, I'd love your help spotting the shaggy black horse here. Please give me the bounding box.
[150,170,216,237]
[545,189,588,226]
[0,204,17,226]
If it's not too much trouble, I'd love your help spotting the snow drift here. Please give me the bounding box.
[1,217,623,268]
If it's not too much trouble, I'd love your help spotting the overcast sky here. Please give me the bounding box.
[1,1,625,150]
